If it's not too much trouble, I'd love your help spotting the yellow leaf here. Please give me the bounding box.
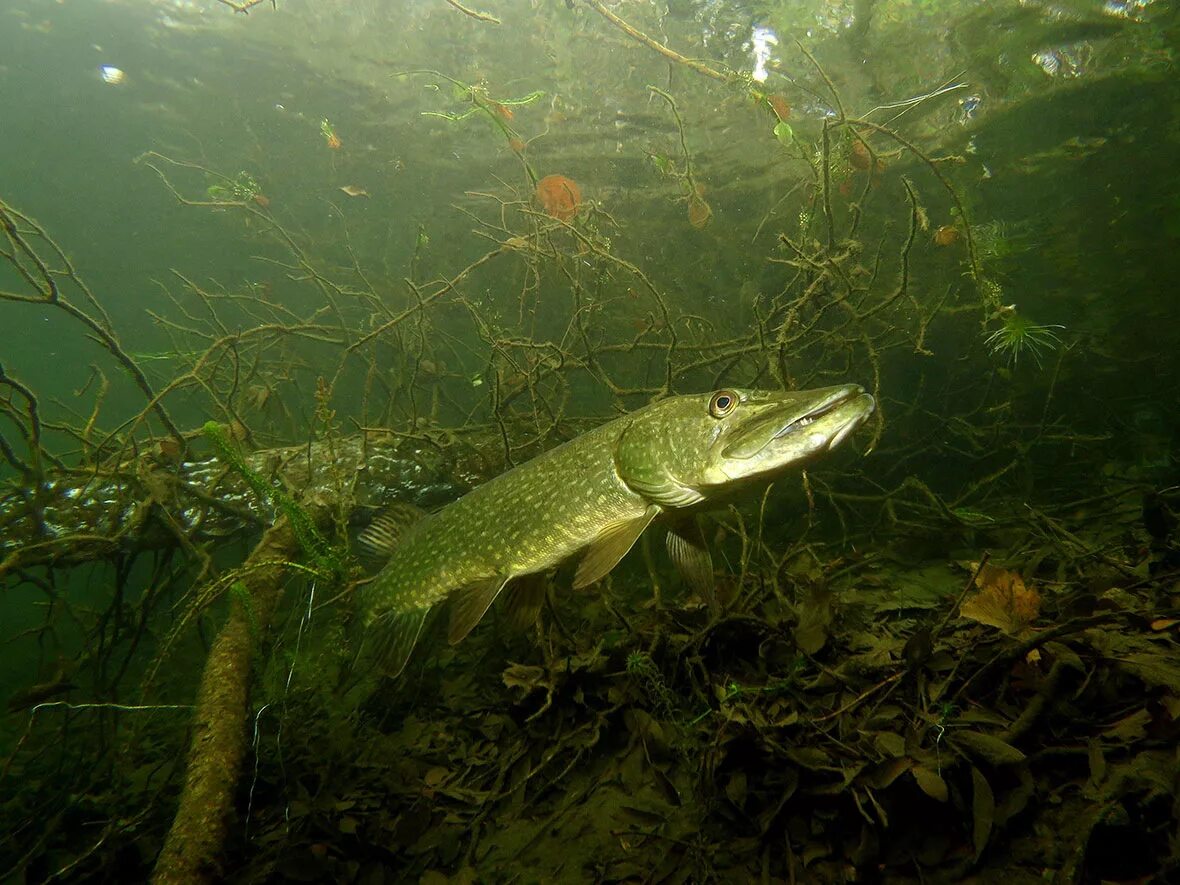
[959,563,1041,636]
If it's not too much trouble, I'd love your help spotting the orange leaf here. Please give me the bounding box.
[959,563,1041,636]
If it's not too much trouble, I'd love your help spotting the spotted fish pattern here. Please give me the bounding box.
[359,384,875,676]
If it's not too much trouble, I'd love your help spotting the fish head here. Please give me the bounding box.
[616,385,875,508]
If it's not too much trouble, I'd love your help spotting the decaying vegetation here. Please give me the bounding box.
[2,0,1177,881]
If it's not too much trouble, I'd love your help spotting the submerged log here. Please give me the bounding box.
[0,431,470,578]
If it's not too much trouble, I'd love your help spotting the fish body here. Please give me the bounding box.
[360,384,875,675]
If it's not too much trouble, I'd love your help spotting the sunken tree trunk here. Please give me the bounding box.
[151,519,298,884]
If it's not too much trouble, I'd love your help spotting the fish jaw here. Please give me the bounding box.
[712,384,876,484]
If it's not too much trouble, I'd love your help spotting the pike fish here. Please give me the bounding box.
[358,384,875,676]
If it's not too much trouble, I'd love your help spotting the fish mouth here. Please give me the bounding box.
[719,383,876,467]
[771,384,875,451]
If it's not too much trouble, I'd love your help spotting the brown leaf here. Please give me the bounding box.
[959,563,1041,635]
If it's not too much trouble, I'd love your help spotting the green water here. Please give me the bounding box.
[1,0,1178,881]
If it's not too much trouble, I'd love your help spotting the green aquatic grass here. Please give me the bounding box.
[984,311,1065,368]
[201,421,343,579]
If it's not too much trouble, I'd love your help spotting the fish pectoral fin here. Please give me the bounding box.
[574,507,659,589]
[367,606,430,679]
[503,572,548,632]
[666,516,718,615]
[448,575,511,645]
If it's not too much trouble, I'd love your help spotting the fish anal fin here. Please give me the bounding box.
[369,607,430,679]
[503,572,548,632]
[448,576,510,645]
[574,507,659,589]
[356,503,427,560]
[666,516,717,615]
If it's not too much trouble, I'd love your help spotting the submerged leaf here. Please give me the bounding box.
[502,662,545,693]
[911,766,948,802]
[971,766,995,859]
[687,195,713,230]
[1102,708,1152,742]
[960,564,1041,635]
[1116,652,1180,691]
[794,585,834,655]
[950,730,1027,765]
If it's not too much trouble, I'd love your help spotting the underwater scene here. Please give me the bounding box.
[1,0,1179,881]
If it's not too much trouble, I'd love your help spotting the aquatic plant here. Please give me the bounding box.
[409,71,543,166]
[973,219,1039,263]
[648,85,713,230]
[984,310,1065,367]
[320,118,341,150]
[205,170,263,203]
[201,421,342,579]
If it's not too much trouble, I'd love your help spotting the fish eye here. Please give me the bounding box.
[709,389,738,418]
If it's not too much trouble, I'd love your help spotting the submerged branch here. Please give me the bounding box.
[0,431,461,577]
[0,198,187,454]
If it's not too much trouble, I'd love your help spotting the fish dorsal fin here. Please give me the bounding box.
[368,606,431,678]
[357,503,427,560]
[448,575,511,645]
[573,506,659,589]
[666,516,718,615]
